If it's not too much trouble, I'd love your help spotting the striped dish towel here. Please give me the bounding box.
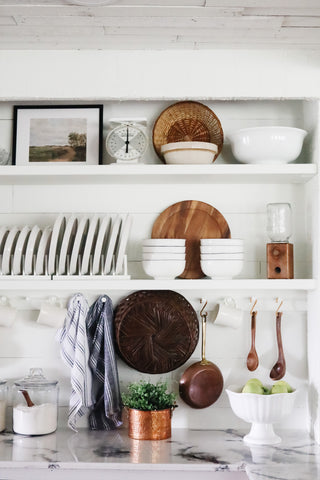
[86,294,122,430]
[58,293,94,431]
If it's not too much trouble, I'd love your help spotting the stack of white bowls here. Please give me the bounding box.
[142,239,186,279]
[200,239,244,279]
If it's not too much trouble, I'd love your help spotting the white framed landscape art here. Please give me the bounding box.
[12,105,103,166]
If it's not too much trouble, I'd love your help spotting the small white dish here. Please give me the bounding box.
[200,253,244,260]
[115,214,133,275]
[24,225,42,275]
[142,252,186,260]
[142,259,185,280]
[143,238,185,247]
[48,214,66,275]
[200,239,243,246]
[200,245,244,254]
[142,246,185,254]
[12,226,31,275]
[35,226,52,275]
[58,215,78,275]
[80,214,99,275]
[104,215,121,275]
[2,226,20,275]
[200,258,244,279]
[92,215,111,275]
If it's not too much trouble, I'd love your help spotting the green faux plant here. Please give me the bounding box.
[121,380,177,411]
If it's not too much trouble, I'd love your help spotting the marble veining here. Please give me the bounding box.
[0,428,319,480]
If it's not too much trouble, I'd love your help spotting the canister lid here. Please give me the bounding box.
[14,368,58,388]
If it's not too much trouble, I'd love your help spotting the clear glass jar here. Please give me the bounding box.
[12,368,59,436]
[0,380,7,432]
[267,203,293,243]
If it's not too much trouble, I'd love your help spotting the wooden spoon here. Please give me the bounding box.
[246,310,259,371]
[21,390,34,407]
[270,311,286,380]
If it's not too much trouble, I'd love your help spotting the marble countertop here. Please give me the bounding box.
[0,428,319,480]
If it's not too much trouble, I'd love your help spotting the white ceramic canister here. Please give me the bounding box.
[0,380,7,432]
[13,368,59,436]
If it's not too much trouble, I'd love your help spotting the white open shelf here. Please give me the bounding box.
[0,278,315,292]
[0,164,316,185]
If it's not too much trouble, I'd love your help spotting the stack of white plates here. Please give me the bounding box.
[200,239,244,279]
[142,239,186,279]
[0,213,132,277]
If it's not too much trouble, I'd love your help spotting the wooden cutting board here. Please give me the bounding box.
[151,200,231,279]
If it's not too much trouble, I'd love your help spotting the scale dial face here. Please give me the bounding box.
[106,124,148,162]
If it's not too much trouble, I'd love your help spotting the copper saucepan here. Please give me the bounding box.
[179,299,224,409]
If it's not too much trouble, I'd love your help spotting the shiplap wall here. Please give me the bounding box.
[0,96,313,431]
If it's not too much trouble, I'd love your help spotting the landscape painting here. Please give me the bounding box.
[29,118,87,163]
[12,105,103,166]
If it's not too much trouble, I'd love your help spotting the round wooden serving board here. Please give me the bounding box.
[151,200,231,279]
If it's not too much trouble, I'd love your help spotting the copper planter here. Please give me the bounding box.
[128,408,172,440]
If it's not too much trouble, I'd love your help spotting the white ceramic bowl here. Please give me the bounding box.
[201,253,244,260]
[201,245,244,254]
[143,246,186,254]
[160,141,218,165]
[228,126,307,164]
[142,259,185,280]
[142,253,185,260]
[200,239,243,246]
[226,385,297,445]
[200,258,243,279]
[143,239,185,247]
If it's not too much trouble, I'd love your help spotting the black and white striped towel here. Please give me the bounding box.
[86,294,122,430]
[58,293,94,431]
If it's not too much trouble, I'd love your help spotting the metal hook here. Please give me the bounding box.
[200,298,208,318]
[276,298,283,314]
[250,297,258,314]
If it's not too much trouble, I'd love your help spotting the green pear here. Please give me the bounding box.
[271,380,293,394]
[242,382,264,394]
[245,378,263,387]
[262,386,271,395]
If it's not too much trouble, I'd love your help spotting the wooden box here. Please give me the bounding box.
[267,243,294,279]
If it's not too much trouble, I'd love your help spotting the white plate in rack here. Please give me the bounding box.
[48,214,66,275]
[24,225,42,275]
[12,225,31,275]
[69,215,89,275]
[35,226,52,275]
[58,215,78,275]
[103,215,121,275]
[92,214,111,275]
[115,214,132,275]
[80,214,100,275]
[2,226,20,275]
[0,226,9,255]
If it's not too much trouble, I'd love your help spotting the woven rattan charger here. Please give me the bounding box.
[153,101,224,163]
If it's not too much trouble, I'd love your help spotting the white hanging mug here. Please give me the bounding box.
[36,297,67,328]
[213,297,243,329]
[0,296,16,327]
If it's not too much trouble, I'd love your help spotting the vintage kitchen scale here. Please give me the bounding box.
[106,118,148,164]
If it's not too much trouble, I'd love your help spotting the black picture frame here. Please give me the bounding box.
[12,104,103,166]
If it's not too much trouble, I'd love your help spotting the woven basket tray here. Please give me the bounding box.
[114,290,199,374]
[153,101,224,163]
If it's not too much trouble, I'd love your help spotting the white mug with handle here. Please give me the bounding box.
[213,297,243,329]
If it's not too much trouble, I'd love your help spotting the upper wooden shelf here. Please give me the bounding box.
[0,164,316,185]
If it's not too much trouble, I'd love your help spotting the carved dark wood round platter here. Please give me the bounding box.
[114,290,199,374]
